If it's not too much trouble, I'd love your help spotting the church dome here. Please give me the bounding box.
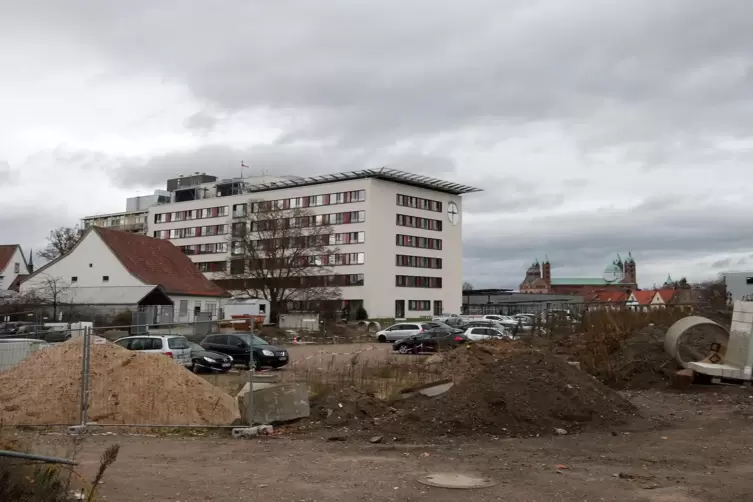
[602,263,624,282]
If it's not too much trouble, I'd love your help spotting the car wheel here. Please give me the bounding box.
[398,345,410,354]
[253,357,262,371]
[190,362,197,373]
[64,334,72,341]
[377,335,387,343]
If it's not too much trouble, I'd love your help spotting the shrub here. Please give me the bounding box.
[111,310,133,327]
[355,306,369,321]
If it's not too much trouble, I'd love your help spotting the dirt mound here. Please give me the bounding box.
[0,338,239,425]
[569,326,679,389]
[387,345,638,438]
[308,387,394,430]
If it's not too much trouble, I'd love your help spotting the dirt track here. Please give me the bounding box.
[24,386,753,501]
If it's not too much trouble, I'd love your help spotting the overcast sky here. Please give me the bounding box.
[2,0,752,289]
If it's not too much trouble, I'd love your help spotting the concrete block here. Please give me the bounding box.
[238,383,309,425]
[67,425,87,435]
[231,425,273,439]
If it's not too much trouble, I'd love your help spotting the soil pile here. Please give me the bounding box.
[387,344,637,438]
[0,338,239,425]
[308,387,394,429]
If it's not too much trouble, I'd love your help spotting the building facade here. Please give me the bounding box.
[20,227,226,322]
[82,191,170,235]
[519,254,638,296]
[0,245,32,292]
[147,168,479,319]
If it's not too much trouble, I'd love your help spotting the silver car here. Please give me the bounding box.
[374,322,437,343]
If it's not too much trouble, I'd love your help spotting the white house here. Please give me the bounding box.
[0,245,32,291]
[20,227,228,323]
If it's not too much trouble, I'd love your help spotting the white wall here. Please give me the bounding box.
[170,295,223,322]
[20,231,142,296]
[362,179,463,318]
[147,176,471,319]
[0,247,29,290]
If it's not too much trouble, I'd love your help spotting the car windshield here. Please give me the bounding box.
[188,342,203,352]
[236,333,269,345]
[168,337,189,349]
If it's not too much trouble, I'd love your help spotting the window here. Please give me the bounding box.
[205,303,217,316]
[396,214,442,231]
[396,255,442,269]
[395,234,442,250]
[433,300,443,316]
[408,300,431,311]
[233,203,247,218]
[13,263,19,273]
[396,275,443,288]
[102,276,109,283]
[168,337,189,349]
[71,276,78,283]
[396,194,442,212]
[746,277,753,285]
[179,300,188,316]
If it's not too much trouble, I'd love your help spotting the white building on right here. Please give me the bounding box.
[147,168,481,319]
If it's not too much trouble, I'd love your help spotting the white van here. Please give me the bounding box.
[113,335,192,367]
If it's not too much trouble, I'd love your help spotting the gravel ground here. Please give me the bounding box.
[15,385,753,501]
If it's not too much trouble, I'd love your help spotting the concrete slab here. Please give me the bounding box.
[235,381,283,399]
[238,383,310,425]
[400,379,454,399]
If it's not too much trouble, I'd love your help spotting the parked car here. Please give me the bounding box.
[16,324,72,343]
[392,330,469,354]
[187,342,233,373]
[373,322,439,343]
[463,326,513,341]
[114,335,192,367]
[200,333,289,370]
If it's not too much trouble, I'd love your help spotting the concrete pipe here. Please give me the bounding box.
[665,316,729,368]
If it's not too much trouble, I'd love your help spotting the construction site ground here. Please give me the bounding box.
[17,385,753,502]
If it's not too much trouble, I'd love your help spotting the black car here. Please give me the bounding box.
[392,329,468,354]
[187,342,233,373]
[200,333,289,370]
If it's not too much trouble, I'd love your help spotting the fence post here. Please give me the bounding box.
[246,322,255,426]
[78,326,91,426]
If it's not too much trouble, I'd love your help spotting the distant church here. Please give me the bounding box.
[519,253,638,296]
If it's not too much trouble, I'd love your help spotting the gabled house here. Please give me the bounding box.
[626,290,655,311]
[0,245,32,292]
[651,289,676,308]
[588,290,628,310]
[20,227,228,322]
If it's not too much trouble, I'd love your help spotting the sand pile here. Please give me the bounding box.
[309,387,394,428]
[0,338,239,425]
[387,343,638,438]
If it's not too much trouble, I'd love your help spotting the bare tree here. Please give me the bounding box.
[26,275,71,321]
[217,200,344,321]
[462,281,474,291]
[38,225,84,261]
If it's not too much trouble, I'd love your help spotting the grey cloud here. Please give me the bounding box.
[9,0,753,155]
[711,258,733,269]
[0,161,19,185]
[463,196,753,288]
[105,144,458,189]
[184,110,219,133]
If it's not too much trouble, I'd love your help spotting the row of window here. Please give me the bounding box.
[196,261,227,272]
[250,210,365,231]
[215,273,364,290]
[408,300,431,310]
[179,242,228,255]
[245,190,366,214]
[396,214,442,231]
[396,255,443,269]
[397,194,442,212]
[396,234,443,250]
[396,275,443,288]
[154,224,228,240]
[154,206,229,223]
[248,231,365,252]
[230,252,366,270]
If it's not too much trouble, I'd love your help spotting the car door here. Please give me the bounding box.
[467,328,484,341]
[387,324,410,341]
[209,334,231,355]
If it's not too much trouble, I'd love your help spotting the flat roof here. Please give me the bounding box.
[242,167,482,195]
[82,209,149,220]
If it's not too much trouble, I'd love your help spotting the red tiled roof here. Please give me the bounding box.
[0,245,18,273]
[631,290,655,305]
[654,288,676,303]
[94,228,226,297]
[591,291,627,302]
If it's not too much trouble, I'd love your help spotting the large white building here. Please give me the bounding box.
[147,168,481,319]
[82,190,171,235]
